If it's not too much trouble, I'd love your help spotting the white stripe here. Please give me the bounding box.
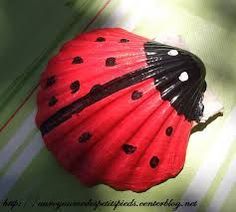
[101,1,128,28]
[0,132,43,200]
[0,110,36,171]
[207,155,236,212]
[178,108,236,212]
[101,0,144,31]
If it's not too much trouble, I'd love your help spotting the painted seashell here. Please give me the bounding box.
[36,28,208,192]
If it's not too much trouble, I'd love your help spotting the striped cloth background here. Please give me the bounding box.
[0,0,236,211]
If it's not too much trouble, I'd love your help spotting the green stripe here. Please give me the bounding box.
[0,0,108,127]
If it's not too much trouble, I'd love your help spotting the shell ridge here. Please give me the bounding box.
[48,81,155,164]
[176,78,203,118]
[100,114,189,192]
[99,98,169,181]
[39,61,170,135]
[82,92,164,182]
[63,80,154,141]
[125,107,178,187]
[69,88,158,176]
[144,41,206,121]
[38,54,147,102]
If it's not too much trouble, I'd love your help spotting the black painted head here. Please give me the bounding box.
[144,41,206,122]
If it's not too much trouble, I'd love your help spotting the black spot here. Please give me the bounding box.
[122,144,137,154]
[120,38,129,43]
[46,76,56,87]
[165,126,173,136]
[131,90,143,100]
[48,96,58,106]
[150,156,159,168]
[96,37,105,42]
[70,80,80,93]
[79,132,92,143]
[105,57,116,66]
[72,56,83,64]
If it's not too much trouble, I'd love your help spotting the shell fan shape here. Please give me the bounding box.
[36,28,206,192]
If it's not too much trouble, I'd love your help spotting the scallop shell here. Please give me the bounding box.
[36,28,206,192]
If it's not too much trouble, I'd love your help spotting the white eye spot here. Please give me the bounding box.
[168,49,178,56]
[179,72,189,82]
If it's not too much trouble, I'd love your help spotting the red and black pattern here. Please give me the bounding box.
[36,28,206,192]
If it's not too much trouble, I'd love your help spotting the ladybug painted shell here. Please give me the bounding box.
[36,28,206,192]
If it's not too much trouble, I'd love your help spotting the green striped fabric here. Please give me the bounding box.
[0,0,236,211]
